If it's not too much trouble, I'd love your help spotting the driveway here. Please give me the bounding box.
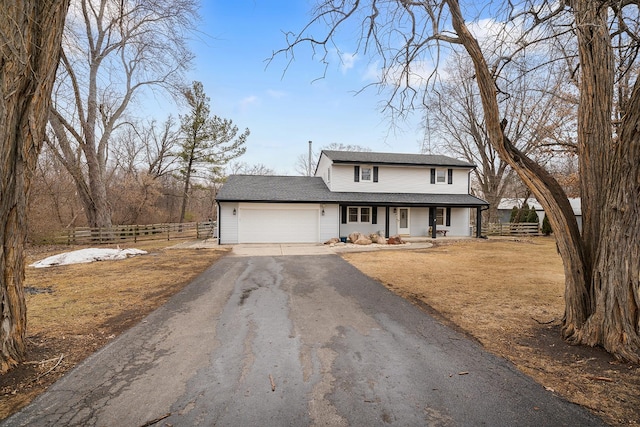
[2,251,604,426]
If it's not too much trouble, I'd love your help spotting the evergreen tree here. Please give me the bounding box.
[542,215,552,235]
[509,206,519,223]
[526,207,539,223]
[178,81,249,222]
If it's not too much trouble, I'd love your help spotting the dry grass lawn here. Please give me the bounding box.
[342,237,640,425]
[2,237,638,425]
[0,240,228,419]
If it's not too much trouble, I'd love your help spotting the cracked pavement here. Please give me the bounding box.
[2,253,605,426]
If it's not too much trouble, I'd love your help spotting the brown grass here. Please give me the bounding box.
[341,237,640,425]
[0,241,228,419]
[3,238,639,424]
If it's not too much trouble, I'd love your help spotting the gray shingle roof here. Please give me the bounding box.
[217,175,487,206]
[322,150,475,168]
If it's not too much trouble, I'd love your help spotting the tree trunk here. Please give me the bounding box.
[0,0,69,372]
[448,0,640,361]
[568,0,640,357]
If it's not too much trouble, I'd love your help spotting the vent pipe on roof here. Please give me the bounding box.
[308,140,313,176]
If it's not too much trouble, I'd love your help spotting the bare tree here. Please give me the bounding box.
[1,0,70,372]
[295,142,372,176]
[112,116,179,179]
[228,161,276,175]
[424,50,577,223]
[278,1,640,362]
[47,0,196,228]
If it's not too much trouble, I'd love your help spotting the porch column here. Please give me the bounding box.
[430,207,437,238]
[476,207,482,238]
[385,206,390,238]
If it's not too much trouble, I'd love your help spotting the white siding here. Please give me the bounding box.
[319,204,340,242]
[219,202,239,244]
[448,208,471,236]
[330,164,470,194]
[410,208,429,236]
[315,153,334,190]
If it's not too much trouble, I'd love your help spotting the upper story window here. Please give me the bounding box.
[354,165,379,182]
[431,168,453,185]
[327,168,331,183]
[361,167,372,181]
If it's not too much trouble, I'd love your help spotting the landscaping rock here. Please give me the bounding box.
[370,233,387,244]
[348,232,363,243]
[324,237,340,245]
[388,235,405,245]
[354,237,373,245]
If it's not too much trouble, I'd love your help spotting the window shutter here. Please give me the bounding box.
[354,166,360,182]
[446,207,451,226]
[447,168,453,184]
[430,168,436,184]
[372,207,377,224]
[373,166,379,182]
[341,205,347,224]
[428,207,433,225]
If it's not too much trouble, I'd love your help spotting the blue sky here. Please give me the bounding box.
[175,0,425,174]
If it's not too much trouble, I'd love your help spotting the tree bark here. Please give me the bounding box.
[448,0,640,361]
[568,0,640,359]
[0,0,69,372]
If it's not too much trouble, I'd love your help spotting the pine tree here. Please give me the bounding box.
[542,215,552,235]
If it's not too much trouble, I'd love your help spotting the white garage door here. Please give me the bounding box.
[238,207,319,243]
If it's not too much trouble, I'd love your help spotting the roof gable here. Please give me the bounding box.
[321,150,475,168]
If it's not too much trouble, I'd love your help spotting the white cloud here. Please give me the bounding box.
[340,52,358,73]
[239,95,260,110]
[266,89,286,99]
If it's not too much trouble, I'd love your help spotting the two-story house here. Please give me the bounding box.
[216,150,488,244]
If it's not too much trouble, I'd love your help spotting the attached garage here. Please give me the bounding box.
[237,204,319,243]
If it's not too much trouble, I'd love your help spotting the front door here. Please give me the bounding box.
[398,208,410,235]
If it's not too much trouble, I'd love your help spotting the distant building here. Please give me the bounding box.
[497,198,582,231]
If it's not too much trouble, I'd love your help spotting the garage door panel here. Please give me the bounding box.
[238,208,319,243]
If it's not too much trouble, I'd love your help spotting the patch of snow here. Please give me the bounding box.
[30,248,147,268]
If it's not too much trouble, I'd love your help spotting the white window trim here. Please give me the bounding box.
[347,206,372,224]
[436,169,447,184]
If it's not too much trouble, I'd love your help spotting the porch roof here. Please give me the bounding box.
[217,175,488,207]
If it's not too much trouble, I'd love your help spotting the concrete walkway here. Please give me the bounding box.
[170,238,436,256]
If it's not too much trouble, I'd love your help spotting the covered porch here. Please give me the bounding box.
[337,203,486,240]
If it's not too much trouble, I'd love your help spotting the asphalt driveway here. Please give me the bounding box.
[2,252,604,426]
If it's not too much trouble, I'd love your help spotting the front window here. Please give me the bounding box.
[348,207,359,223]
[436,208,445,225]
[361,167,372,181]
[360,207,370,222]
[347,206,371,223]
[436,169,446,183]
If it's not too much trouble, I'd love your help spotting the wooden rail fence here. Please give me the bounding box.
[51,221,217,245]
[481,222,540,236]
